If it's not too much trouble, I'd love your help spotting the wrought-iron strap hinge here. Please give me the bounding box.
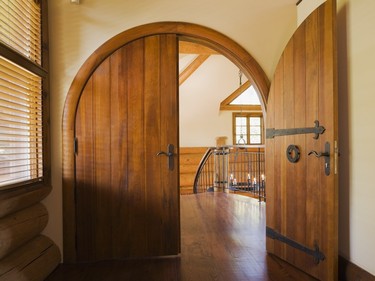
[266,227,325,264]
[266,120,325,140]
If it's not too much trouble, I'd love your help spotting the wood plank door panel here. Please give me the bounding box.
[266,1,338,280]
[75,34,179,262]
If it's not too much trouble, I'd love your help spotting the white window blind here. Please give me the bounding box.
[0,56,42,188]
[0,0,41,64]
[0,0,43,189]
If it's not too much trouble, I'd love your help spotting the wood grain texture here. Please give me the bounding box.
[46,193,317,281]
[0,203,48,259]
[74,35,179,262]
[0,184,51,218]
[0,235,60,281]
[180,147,202,194]
[159,34,180,255]
[265,1,338,280]
[179,41,217,55]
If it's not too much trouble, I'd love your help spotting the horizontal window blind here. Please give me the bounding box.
[0,55,42,188]
[0,0,41,65]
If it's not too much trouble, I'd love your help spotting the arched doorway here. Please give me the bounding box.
[62,22,269,262]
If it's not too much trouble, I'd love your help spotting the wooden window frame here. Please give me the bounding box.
[220,81,262,111]
[232,112,263,145]
[0,0,50,190]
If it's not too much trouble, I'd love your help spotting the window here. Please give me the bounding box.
[220,81,262,111]
[0,0,48,189]
[233,113,263,145]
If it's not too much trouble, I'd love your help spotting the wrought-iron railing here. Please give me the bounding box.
[193,145,265,201]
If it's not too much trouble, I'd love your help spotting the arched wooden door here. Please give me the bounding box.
[74,34,179,261]
[63,22,270,263]
[265,1,338,280]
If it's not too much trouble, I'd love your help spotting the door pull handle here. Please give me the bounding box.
[156,151,173,157]
[156,144,175,171]
[308,151,329,158]
[308,142,330,176]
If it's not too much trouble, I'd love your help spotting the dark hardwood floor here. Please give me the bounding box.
[45,193,317,281]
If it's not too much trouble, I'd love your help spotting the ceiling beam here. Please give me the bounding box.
[220,80,262,111]
[179,41,217,55]
[179,54,210,86]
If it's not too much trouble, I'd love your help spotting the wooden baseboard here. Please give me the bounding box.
[339,255,375,281]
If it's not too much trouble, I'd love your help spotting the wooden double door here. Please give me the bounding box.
[70,3,338,277]
[74,34,180,261]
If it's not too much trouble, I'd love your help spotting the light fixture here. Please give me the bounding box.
[237,69,246,145]
[70,0,80,4]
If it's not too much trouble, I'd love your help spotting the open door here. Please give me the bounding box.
[74,34,179,261]
[265,1,338,280]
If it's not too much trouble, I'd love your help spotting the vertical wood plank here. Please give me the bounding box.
[126,38,147,256]
[75,78,94,261]
[92,59,112,260]
[305,7,322,278]
[283,33,295,263]
[160,34,179,254]
[318,1,338,280]
[265,82,275,254]
[109,47,129,258]
[273,53,285,258]
[144,35,163,255]
[292,22,308,271]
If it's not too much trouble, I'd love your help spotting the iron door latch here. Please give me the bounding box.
[308,141,330,176]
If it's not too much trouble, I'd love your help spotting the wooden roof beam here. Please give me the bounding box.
[179,41,217,55]
[179,54,210,86]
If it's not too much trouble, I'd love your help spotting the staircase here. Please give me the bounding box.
[193,145,265,201]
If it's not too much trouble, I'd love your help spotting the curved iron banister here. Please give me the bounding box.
[193,145,266,201]
[193,147,215,193]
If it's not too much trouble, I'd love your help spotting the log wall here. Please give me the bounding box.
[0,185,61,281]
[180,147,207,194]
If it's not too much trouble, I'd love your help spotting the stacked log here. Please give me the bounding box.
[0,185,60,281]
[179,147,207,194]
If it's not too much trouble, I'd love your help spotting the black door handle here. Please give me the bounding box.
[308,151,329,158]
[308,142,330,176]
[156,144,175,171]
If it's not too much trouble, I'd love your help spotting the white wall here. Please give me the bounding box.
[179,55,243,147]
[47,0,296,256]
[337,0,375,275]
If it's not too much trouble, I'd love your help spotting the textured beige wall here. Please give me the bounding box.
[297,0,326,25]
[336,0,375,275]
[46,0,297,258]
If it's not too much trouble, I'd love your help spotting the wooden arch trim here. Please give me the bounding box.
[62,21,270,261]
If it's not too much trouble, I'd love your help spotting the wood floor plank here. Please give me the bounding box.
[46,193,317,281]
